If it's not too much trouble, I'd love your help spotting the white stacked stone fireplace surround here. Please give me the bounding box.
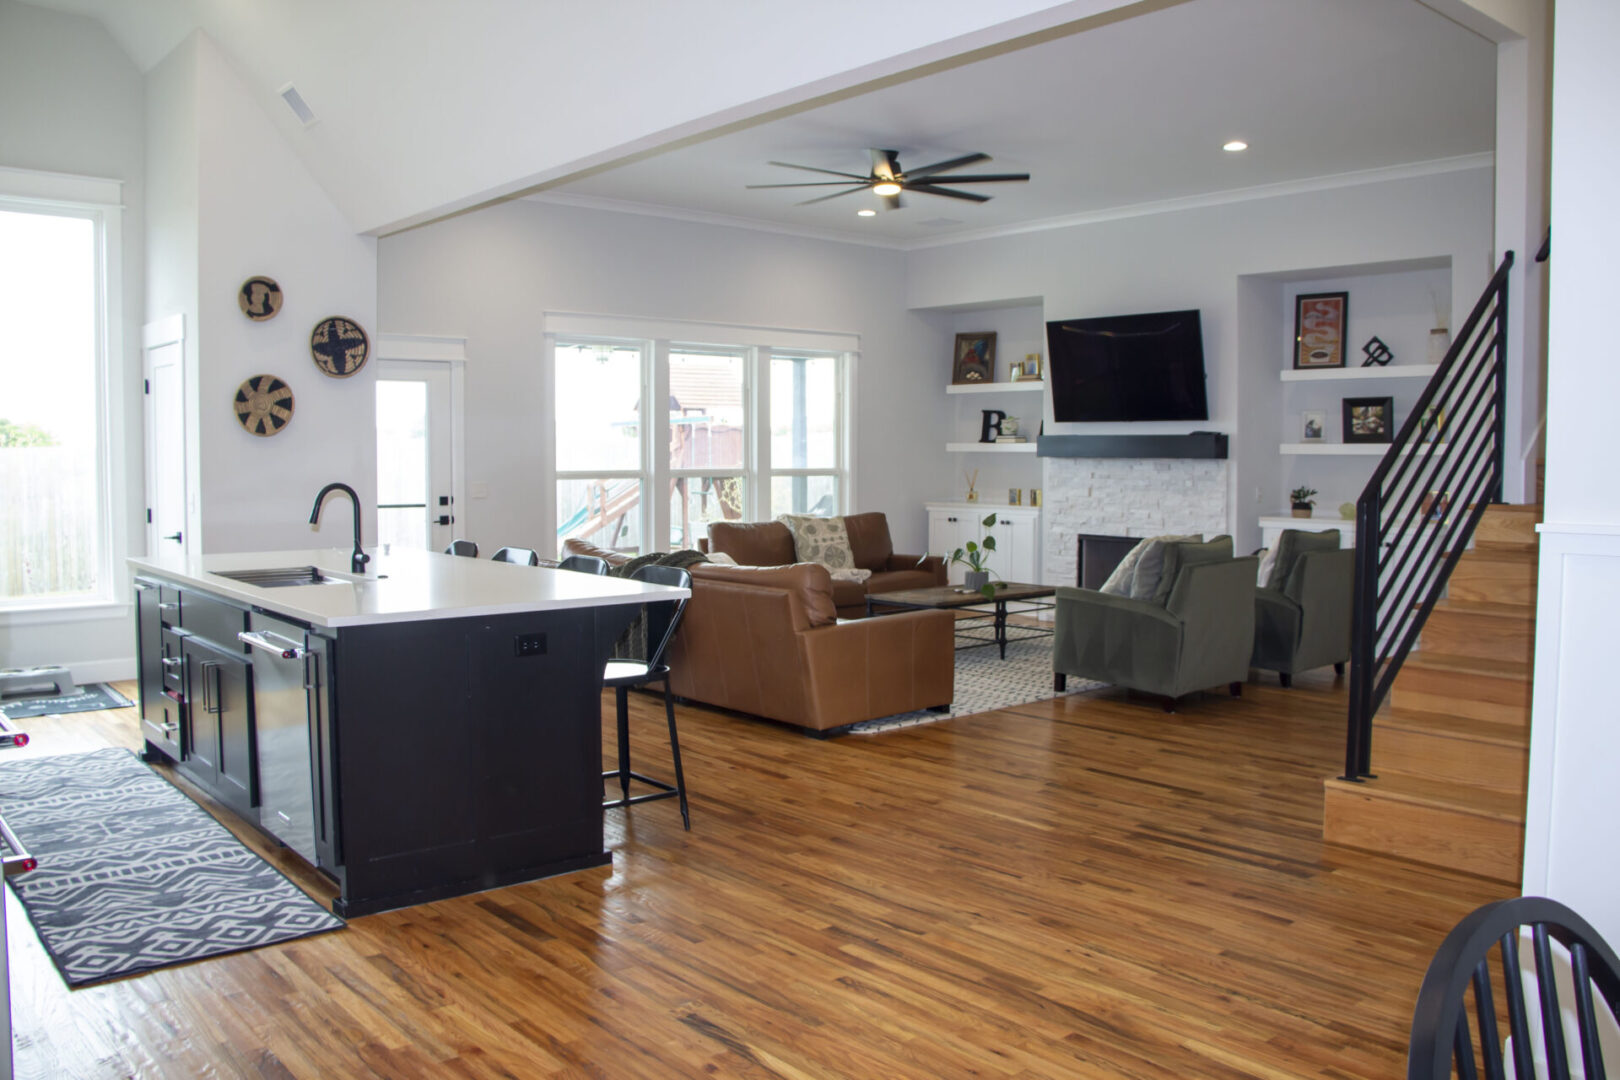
[1042,457,1230,588]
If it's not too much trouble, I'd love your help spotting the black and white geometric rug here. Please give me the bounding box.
[848,632,1106,735]
[0,748,343,987]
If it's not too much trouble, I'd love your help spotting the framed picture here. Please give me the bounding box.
[1294,291,1349,369]
[1419,404,1446,443]
[1343,396,1394,444]
[1301,409,1326,443]
[952,331,997,385]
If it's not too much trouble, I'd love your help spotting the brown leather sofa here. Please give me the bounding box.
[562,540,955,732]
[704,512,945,618]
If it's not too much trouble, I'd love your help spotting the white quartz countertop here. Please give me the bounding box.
[127,548,689,628]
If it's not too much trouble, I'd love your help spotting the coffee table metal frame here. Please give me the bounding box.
[865,583,1055,659]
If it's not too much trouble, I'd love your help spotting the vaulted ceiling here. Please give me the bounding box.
[20,0,1496,242]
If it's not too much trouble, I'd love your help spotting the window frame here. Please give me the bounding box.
[0,168,127,614]
[547,318,855,557]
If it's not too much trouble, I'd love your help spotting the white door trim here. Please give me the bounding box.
[375,337,467,547]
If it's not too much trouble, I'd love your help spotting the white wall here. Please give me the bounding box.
[904,167,1496,554]
[0,1,145,682]
[1521,0,1620,942]
[190,35,378,554]
[377,199,942,555]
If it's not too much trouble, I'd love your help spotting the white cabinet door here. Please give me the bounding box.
[928,508,982,586]
[986,509,1039,583]
[927,504,1040,585]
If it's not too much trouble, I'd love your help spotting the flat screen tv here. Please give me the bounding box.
[1046,309,1208,422]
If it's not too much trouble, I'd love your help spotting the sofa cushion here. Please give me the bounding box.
[829,577,867,612]
[842,512,895,572]
[690,562,838,627]
[868,567,941,595]
[777,514,857,570]
[1268,529,1341,591]
[708,520,795,567]
[1151,535,1234,606]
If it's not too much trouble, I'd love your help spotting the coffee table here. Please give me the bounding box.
[865,583,1056,659]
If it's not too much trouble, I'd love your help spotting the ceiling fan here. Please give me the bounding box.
[747,148,1029,211]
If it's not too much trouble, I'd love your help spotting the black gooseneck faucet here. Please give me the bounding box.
[309,482,371,574]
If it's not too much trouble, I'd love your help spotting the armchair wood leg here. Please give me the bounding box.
[1054,673,1067,692]
[1229,682,1242,697]
[1278,672,1293,689]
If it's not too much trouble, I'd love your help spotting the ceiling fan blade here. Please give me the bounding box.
[906,184,992,203]
[869,149,902,181]
[880,191,904,212]
[918,173,1029,184]
[796,187,867,206]
[903,152,991,180]
[766,161,871,181]
[746,181,870,189]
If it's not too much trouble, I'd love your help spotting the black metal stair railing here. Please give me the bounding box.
[1342,251,1515,781]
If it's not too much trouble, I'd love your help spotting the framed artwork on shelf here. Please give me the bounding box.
[1418,404,1447,443]
[1301,410,1326,443]
[1010,354,1042,381]
[1343,396,1394,443]
[952,331,997,385]
[1293,291,1349,369]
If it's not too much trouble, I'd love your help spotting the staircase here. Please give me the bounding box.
[1323,503,1537,883]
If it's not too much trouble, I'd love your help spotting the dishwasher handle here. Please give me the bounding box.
[0,714,30,749]
[0,813,37,876]
[239,630,307,660]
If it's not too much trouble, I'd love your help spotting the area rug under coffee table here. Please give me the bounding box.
[0,748,343,986]
[848,634,1105,735]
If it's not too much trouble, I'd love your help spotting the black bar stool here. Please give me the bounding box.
[491,546,540,566]
[444,540,478,557]
[602,564,692,829]
[558,554,610,576]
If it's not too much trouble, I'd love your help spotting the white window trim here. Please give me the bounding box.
[545,315,857,555]
[0,167,128,617]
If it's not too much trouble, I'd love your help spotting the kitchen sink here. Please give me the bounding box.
[213,566,349,588]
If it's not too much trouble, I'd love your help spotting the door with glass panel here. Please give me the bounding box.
[375,361,454,553]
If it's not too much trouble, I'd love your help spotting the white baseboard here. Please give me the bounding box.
[69,657,137,685]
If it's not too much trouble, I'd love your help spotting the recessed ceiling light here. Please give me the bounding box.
[871,182,902,197]
[856,209,877,217]
[1223,140,1249,153]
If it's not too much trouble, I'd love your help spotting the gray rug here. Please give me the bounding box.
[0,748,343,987]
[849,632,1105,734]
[0,682,132,720]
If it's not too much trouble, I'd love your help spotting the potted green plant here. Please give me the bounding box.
[1290,486,1318,519]
[950,512,1001,597]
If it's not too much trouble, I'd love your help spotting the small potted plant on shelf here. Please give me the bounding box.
[1290,486,1318,519]
[951,512,1001,597]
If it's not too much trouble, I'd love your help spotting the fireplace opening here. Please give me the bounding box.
[1076,533,1139,590]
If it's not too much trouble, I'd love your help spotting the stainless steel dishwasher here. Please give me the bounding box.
[238,615,317,865]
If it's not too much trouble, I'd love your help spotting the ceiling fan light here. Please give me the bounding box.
[1222,139,1249,152]
[856,209,877,217]
[871,181,902,197]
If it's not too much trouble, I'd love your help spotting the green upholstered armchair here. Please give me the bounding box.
[1251,536,1354,687]
[1052,540,1259,711]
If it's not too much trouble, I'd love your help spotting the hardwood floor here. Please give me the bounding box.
[5,672,1509,1078]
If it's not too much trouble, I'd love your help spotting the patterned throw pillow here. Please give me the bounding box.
[776,514,856,570]
[1127,534,1200,601]
[1098,538,1152,596]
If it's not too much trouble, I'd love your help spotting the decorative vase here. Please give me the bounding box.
[1291,505,1313,519]
[964,570,990,591]
[1427,328,1451,365]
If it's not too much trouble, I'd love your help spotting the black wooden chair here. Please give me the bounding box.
[444,540,478,558]
[1408,895,1620,1080]
[491,546,540,566]
[558,554,610,576]
[602,564,691,830]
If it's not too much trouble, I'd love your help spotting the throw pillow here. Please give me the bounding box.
[1098,538,1151,596]
[776,514,856,571]
[1255,546,1278,588]
[1127,534,1200,601]
[1151,535,1235,606]
[1267,529,1341,591]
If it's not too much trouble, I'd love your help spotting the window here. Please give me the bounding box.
[0,203,112,606]
[551,325,851,557]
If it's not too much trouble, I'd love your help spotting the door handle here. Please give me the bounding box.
[201,661,221,715]
[162,532,182,542]
[437,514,453,525]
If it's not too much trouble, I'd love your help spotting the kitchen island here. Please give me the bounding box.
[127,547,688,917]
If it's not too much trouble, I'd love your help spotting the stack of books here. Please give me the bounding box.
[994,434,1027,443]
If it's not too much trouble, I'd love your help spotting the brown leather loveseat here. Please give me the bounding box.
[704,512,945,618]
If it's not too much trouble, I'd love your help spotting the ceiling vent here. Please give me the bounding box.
[277,83,319,128]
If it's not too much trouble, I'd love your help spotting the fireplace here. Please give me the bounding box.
[1076,533,1139,590]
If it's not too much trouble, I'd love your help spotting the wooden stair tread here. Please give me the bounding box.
[1378,708,1527,746]
[1472,539,1538,554]
[1325,774,1524,821]
[1428,598,1535,620]
[1401,652,1531,679]
[1453,546,1538,565]
[1470,503,1542,514]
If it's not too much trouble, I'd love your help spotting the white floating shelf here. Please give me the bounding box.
[1258,515,1355,530]
[1279,364,1439,382]
[946,380,1045,395]
[945,441,1038,453]
[1280,442,1450,456]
